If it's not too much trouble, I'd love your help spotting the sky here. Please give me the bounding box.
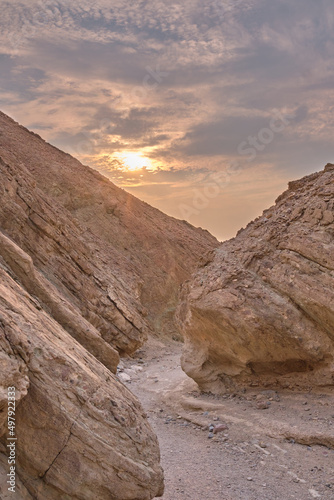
[0,0,333,240]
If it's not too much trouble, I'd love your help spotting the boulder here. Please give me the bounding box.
[0,263,164,499]
[178,164,334,392]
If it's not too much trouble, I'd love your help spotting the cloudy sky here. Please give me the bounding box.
[0,0,333,240]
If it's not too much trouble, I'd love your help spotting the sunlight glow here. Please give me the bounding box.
[119,152,152,171]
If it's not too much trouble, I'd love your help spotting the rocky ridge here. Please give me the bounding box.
[0,154,145,358]
[0,256,163,499]
[0,111,218,339]
[178,163,334,393]
[0,110,217,499]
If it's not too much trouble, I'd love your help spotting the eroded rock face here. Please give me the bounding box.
[178,164,334,392]
[0,109,218,499]
[0,111,218,339]
[0,263,164,499]
[0,155,147,356]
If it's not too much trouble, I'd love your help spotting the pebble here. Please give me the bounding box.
[247,477,253,481]
[256,400,270,410]
[118,372,131,383]
[261,390,280,402]
[213,423,229,434]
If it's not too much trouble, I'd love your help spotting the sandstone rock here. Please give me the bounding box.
[0,110,215,498]
[0,111,218,340]
[0,230,119,372]
[0,264,164,499]
[178,164,334,392]
[0,449,33,500]
[0,155,147,356]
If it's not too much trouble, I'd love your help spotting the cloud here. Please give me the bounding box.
[0,0,334,238]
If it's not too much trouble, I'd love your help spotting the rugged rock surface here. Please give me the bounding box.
[0,154,149,357]
[0,230,119,372]
[178,164,334,392]
[0,110,218,499]
[0,111,218,338]
[0,260,163,499]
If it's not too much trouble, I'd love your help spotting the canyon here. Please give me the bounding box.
[0,111,333,499]
[0,111,216,499]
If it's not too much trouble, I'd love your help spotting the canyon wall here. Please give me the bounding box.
[0,111,218,339]
[0,253,163,499]
[178,164,334,393]
[0,109,216,498]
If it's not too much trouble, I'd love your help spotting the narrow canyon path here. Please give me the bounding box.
[118,338,334,500]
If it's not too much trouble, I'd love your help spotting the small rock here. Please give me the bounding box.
[213,423,229,434]
[247,477,253,481]
[118,372,131,383]
[256,400,270,410]
[208,432,214,439]
[261,390,280,402]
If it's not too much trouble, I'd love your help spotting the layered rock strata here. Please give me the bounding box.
[0,259,164,499]
[178,164,334,392]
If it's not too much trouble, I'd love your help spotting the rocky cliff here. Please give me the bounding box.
[0,111,218,339]
[0,252,163,499]
[0,154,145,358]
[178,164,334,393]
[0,110,217,499]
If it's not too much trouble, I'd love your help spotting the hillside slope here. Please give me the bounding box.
[0,111,218,338]
[0,110,218,499]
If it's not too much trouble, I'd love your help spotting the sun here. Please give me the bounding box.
[118,152,152,171]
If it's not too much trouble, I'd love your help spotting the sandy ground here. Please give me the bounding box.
[118,338,334,500]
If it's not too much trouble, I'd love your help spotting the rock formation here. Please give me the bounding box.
[0,258,163,499]
[0,111,218,339]
[0,110,217,499]
[0,154,145,358]
[178,164,334,393]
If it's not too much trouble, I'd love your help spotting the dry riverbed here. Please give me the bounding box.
[118,337,334,500]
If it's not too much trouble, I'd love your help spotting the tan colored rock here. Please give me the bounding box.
[0,111,218,339]
[0,155,147,356]
[0,449,33,500]
[0,110,216,498]
[178,164,334,392]
[0,265,164,499]
[0,230,119,372]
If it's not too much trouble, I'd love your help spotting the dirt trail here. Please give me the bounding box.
[118,338,334,500]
